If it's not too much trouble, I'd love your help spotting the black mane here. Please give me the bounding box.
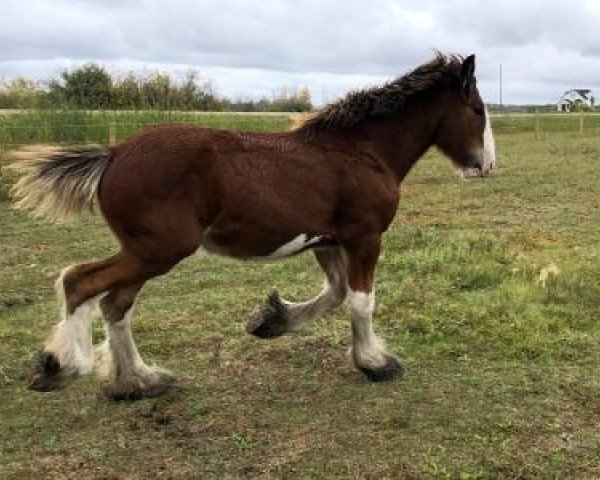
[297,53,464,135]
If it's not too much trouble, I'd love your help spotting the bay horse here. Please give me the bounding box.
[10,53,495,400]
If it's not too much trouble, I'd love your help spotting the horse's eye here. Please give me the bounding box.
[473,106,485,116]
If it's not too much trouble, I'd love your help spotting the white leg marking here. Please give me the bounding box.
[93,338,112,381]
[268,234,324,259]
[283,279,345,331]
[100,306,172,395]
[347,289,389,369]
[45,267,102,376]
[104,307,154,381]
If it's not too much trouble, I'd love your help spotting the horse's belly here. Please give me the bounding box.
[261,233,336,259]
[201,228,338,260]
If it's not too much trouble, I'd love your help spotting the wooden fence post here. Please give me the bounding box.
[109,120,116,147]
[580,111,584,135]
[535,109,540,140]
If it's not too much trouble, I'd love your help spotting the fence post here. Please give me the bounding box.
[109,120,116,146]
[535,109,540,140]
[580,111,584,135]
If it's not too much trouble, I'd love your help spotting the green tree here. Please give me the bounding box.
[270,86,312,112]
[140,72,171,108]
[50,64,112,108]
[112,73,141,109]
[177,71,200,109]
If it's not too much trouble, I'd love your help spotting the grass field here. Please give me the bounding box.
[1,113,600,478]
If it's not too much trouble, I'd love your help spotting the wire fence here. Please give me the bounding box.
[0,111,296,151]
[491,112,600,138]
[1,110,600,152]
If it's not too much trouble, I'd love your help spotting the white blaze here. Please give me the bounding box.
[483,107,496,172]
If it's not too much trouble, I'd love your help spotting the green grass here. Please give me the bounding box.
[1,119,600,478]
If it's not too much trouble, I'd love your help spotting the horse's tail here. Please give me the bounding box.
[7,145,110,222]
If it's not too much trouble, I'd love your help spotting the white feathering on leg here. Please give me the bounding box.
[346,289,388,369]
[45,266,101,376]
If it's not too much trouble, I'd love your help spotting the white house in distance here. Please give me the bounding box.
[557,89,595,111]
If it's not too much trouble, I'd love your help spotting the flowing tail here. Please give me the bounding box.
[7,145,110,222]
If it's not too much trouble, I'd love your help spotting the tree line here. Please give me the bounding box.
[0,64,313,112]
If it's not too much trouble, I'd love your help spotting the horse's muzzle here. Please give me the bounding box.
[463,152,493,178]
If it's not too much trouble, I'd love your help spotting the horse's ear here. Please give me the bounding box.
[460,54,476,96]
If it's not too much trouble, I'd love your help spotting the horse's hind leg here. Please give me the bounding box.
[29,254,143,392]
[247,248,347,338]
[28,259,114,391]
[94,284,174,400]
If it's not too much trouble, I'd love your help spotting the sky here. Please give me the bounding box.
[1,0,599,106]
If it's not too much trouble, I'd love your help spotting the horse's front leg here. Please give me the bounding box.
[247,248,347,338]
[344,235,404,382]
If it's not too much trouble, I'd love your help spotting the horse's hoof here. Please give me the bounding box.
[246,291,289,339]
[28,350,76,392]
[105,370,177,401]
[359,355,405,382]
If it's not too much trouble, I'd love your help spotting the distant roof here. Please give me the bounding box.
[574,89,591,98]
[559,89,593,103]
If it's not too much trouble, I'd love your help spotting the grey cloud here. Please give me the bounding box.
[1,0,599,104]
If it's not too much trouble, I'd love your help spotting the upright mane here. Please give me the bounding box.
[297,53,464,136]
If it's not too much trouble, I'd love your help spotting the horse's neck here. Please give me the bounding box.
[359,95,443,183]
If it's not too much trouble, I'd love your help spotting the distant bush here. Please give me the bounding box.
[487,103,561,114]
[0,78,46,109]
[0,64,313,112]
[227,87,312,113]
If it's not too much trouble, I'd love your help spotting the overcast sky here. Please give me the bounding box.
[1,0,599,105]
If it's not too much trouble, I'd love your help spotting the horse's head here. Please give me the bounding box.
[434,54,496,178]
